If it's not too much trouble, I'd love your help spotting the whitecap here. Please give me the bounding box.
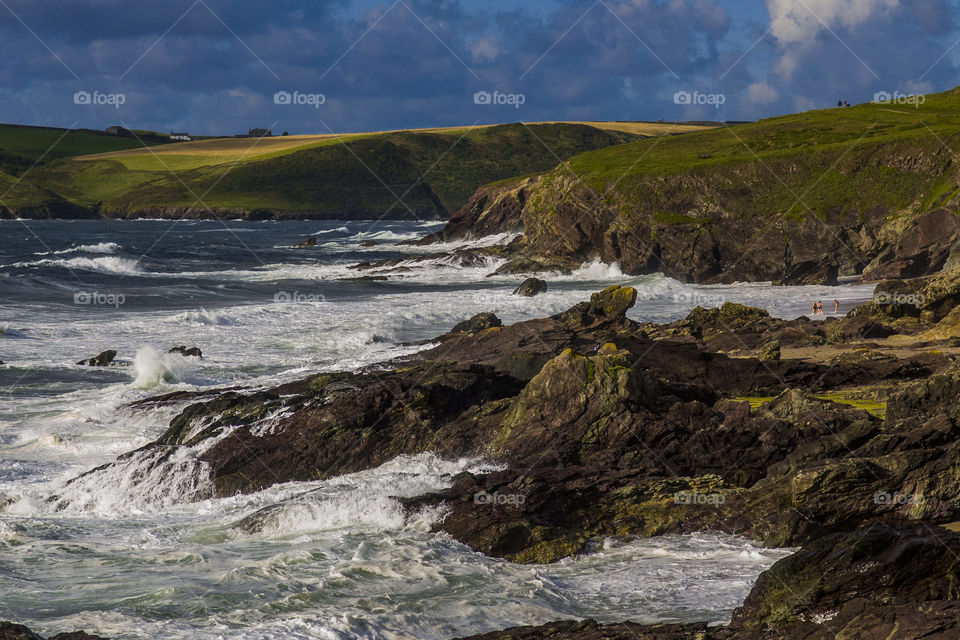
[15,256,142,275]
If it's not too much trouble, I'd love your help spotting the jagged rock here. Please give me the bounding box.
[553,285,638,326]
[756,339,780,361]
[0,623,41,640]
[824,316,896,342]
[76,350,117,366]
[168,345,202,358]
[490,256,576,276]
[75,287,960,566]
[862,209,960,280]
[452,312,502,334]
[512,277,547,297]
[418,177,536,244]
[291,237,317,247]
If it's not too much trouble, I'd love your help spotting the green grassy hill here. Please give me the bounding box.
[0,124,171,175]
[447,87,960,283]
[33,123,655,219]
[1,120,712,219]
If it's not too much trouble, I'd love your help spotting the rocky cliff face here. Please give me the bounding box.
[431,130,960,284]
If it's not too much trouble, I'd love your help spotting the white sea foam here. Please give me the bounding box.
[67,242,121,254]
[37,446,215,515]
[15,255,141,275]
[172,308,236,325]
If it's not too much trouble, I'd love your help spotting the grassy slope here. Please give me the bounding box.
[0,124,174,213]
[38,122,681,217]
[0,124,170,173]
[548,90,960,222]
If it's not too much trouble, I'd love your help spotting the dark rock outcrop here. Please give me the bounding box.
[451,312,503,334]
[291,237,317,247]
[512,277,547,297]
[168,345,202,358]
[416,177,535,244]
[76,350,117,366]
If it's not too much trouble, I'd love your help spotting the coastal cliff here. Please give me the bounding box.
[425,90,960,284]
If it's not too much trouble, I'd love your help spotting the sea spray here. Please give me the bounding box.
[133,346,192,389]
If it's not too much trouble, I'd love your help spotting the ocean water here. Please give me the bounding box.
[0,219,874,639]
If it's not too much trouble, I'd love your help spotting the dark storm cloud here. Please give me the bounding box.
[0,0,958,134]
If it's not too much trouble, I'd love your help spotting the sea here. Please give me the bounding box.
[0,219,877,639]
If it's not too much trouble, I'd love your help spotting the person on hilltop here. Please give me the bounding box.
[838,99,843,108]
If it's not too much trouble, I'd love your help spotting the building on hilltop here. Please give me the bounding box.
[105,125,132,136]
[170,132,191,141]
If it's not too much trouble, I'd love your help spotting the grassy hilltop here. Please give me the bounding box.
[447,87,960,283]
[0,120,713,219]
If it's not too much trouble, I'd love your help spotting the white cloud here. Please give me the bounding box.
[765,0,899,45]
[467,36,499,63]
[747,81,779,104]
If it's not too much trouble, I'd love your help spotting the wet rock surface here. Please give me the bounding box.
[512,277,547,297]
[76,350,117,366]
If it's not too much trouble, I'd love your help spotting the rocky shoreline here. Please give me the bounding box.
[17,267,960,638]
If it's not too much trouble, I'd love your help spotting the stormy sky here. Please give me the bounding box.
[1,0,958,135]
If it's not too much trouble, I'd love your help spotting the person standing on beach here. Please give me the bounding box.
[812,301,817,315]
[834,299,839,313]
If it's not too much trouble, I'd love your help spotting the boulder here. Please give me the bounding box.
[451,312,503,334]
[291,237,317,248]
[168,345,202,358]
[512,277,547,297]
[76,350,117,366]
